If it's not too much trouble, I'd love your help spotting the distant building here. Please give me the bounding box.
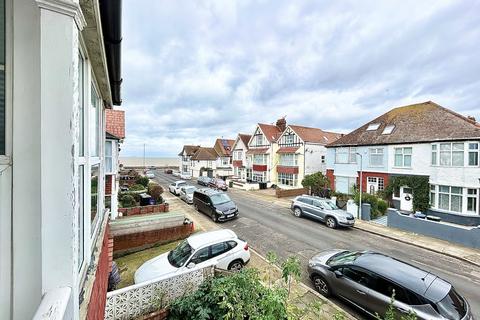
[326,101,480,226]
[213,138,235,179]
[178,145,201,174]
[232,134,252,181]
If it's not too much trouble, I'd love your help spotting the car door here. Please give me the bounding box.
[298,198,314,217]
[187,246,211,269]
[333,266,375,312]
[312,200,326,221]
[169,183,175,192]
[209,242,232,269]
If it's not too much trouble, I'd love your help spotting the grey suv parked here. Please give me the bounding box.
[308,250,473,320]
[290,195,355,228]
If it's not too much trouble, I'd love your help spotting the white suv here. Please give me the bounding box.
[134,229,250,284]
[168,180,187,195]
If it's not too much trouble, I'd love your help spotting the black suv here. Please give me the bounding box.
[193,188,238,222]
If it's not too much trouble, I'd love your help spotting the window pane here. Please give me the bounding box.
[90,84,99,156]
[450,195,462,212]
[395,148,402,154]
[467,197,477,213]
[440,143,451,151]
[439,185,450,193]
[430,192,436,207]
[394,154,403,166]
[78,165,84,270]
[452,151,464,166]
[440,151,451,166]
[404,155,412,167]
[91,164,100,234]
[431,144,437,151]
[431,151,437,165]
[78,54,84,156]
[451,187,462,194]
[403,147,412,155]
[439,193,449,210]
[469,152,478,166]
[452,143,464,151]
[0,0,4,155]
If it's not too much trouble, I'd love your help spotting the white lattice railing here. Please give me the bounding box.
[105,264,215,320]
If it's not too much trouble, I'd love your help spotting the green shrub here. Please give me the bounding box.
[377,199,388,215]
[331,191,350,201]
[136,176,150,188]
[148,183,164,203]
[169,268,288,320]
[354,192,388,219]
[120,194,136,208]
[301,172,330,196]
[129,184,147,191]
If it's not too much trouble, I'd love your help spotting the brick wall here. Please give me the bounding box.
[357,171,389,193]
[275,187,309,198]
[106,109,125,139]
[326,169,335,190]
[113,224,194,257]
[86,224,110,320]
[118,203,169,217]
[105,175,113,195]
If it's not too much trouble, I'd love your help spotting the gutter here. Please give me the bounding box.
[99,0,122,105]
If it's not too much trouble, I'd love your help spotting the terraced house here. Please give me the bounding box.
[326,101,480,226]
[178,144,200,175]
[213,138,235,179]
[231,133,252,181]
[0,0,123,319]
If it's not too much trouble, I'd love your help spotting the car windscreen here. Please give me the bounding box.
[178,182,187,187]
[210,193,232,205]
[436,289,467,320]
[326,251,363,267]
[167,240,193,268]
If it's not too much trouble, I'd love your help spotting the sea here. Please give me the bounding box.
[119,157,179,168]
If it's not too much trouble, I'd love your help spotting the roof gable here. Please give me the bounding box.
[258,123,283,142]
[232,134,251,150]
[178,145,201,156]
[328,101,480,147]
[191,147,218,160]
[213,138,235,156]
[286,125,342,145]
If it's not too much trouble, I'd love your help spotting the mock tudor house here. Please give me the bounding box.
[0,0,123,319]
[105,109,125,219]
[326,101,480,226]
[274,125,342,188]
[232,133,252,181]
[246,119,285,184]
[178,145,200,175]
[213,138,235,179]
[190,147,219,178]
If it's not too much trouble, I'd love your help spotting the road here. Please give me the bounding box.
[154,171,480,319]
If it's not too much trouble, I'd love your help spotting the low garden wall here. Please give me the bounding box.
[275,187,308,198]
[118,203,169,217]
[387,209,480,249]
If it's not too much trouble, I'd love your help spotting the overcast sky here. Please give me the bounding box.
[120,0,480,157]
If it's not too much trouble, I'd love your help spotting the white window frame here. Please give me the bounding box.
[467,142,479,167]
[334,176,356,195]
[285,134,294,144]
[105,140,115,174]
[221,157,230,166]
[466,188,478,214]
[255,134,264,146]
[437,185,463,213]
[279,153,297,166]
[335,147,357,164]
[434,142,465,167]
[394,147,412,168]
[253,154,267,165]
[252,171,267,182]
[278,172,297,187]
[369,148,384,167]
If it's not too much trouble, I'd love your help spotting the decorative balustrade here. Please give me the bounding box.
[105,264,215,320]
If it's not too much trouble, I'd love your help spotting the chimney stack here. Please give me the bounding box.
[276,117,287,132]
[467,116,476,123]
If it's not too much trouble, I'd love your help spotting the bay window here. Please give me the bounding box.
[252,171,266,182]
[467,189,478,213]
[438,142,464,166]
[278,173,297,186]
[369,148,384,166]
[438,186,462,213]
[253,154,267,165]
[90,164,100,235]
[90,84,100,157]
[394,147,412,167]
[279,153,297,166]
[430,185,436,207]
[105,140,113,173]
[335,176,356,194]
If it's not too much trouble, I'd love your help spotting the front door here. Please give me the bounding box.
[367,177,378,194]
[400,187,413,212]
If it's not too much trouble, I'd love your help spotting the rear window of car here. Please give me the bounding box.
[298,197,313,205]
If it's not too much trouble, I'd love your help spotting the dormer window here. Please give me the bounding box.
[367,123,380,131]
[382,125,395,135]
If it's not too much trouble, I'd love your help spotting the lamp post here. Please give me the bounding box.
[356,152,363,219]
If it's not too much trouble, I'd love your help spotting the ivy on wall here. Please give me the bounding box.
[384,175,430,212]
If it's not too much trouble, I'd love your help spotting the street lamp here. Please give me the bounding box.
[356,152,363,219]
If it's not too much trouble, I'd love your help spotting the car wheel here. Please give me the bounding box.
[312,275,331,297]
[212,213,218,223]
[194,203,198,211]
[293,207,302,217]
[326,216,337,229]
[228,260,244,271]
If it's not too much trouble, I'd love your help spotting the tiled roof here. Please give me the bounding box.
[246,148,269,155]
[258,123,283,142]
[214,138,235,156]
[106,109,125,139]
[289,125,342,145]
[328,101,480,147]
[239,134,252,147]
[191,147,218,160]
[277,146,300,153]
[178,145,201,156]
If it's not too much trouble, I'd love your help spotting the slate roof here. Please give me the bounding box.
[289,125,342,145]
[258,123,283,142]
[178,145,201,156]
[213,138,235,156]
[191,147,219,161]
[328,101,480,147]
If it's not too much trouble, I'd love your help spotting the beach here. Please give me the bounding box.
[119,157,179,168]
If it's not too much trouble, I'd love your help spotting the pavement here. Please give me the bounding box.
[154,171,480,319]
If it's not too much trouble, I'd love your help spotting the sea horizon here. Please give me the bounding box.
[119,156,179,167]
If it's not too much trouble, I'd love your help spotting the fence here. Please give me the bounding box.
[118,203,169,217]
[275,187,308,198]
[105,264,215,320]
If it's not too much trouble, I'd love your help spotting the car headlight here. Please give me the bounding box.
[308,261,316,268]
[338,216,347,222]
[216,209,223,214]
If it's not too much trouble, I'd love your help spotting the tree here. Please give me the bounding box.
[301,172,330,197]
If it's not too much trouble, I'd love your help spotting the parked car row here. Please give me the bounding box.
[197,176,228,191]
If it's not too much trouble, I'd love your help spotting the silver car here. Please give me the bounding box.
[179,186,197,204]
[308,250,473,320]
[290,195,355,228]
